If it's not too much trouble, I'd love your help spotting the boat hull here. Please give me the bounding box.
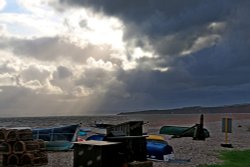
[147,140,174,161]
[159,126,210,138]
[44,141,74,151]
[32,124,79,151]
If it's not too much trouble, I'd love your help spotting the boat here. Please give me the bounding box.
[146,135,165,141]
[78,127,91,137]
[86,134,106,141]
[145,135,174,161]
[43,140,75,151]
[159,125,210,138]
[147,139,174,161]
[32,124,80,151]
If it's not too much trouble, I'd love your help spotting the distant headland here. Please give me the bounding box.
[117,103,250,115]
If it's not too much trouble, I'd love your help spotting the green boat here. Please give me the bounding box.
[159,125,210,138]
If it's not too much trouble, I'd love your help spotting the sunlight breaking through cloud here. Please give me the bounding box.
[1,0,250,116]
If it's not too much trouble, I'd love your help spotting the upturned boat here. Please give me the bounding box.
[159,125,210,138]
[32,124,80,151]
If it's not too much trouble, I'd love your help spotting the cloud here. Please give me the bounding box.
[51,1,240,71]
[53,66,73,79]
[0,36,83,61]
[0,0,6,11]
[1,0,250,116]
[0,24,7,36]
[0,86,71,116]
[54,1,232,34]
[181,34,221,56]
[0,73,17,86]
[0,35,126,66]
[0,13,62,37]
[50,0,250,110]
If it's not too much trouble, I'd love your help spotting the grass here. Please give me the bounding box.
[199,150,250,167]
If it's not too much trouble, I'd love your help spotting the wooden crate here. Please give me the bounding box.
[74,141,122,167]
[107,121,144,136]
[106,136,147,162]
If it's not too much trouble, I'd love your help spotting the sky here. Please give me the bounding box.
[0,0,250,117]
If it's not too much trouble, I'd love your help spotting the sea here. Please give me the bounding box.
[0,114,205,130]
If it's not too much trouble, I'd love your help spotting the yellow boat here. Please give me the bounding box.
[146,135,165,141]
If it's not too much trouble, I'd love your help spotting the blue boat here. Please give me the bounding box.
[146,140,174,161]
[86,134,106,141]
[32,124,80,151]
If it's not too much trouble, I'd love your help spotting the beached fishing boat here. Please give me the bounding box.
[146,135,174,161]
[146,134,165,141]
[159,125,210,138]
[147,140,174,161]
[32,124,80,151]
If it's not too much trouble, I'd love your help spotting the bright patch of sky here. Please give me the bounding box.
[0,0,154,70]
[0,0,62,37]
[1,0,26,13]
[63,9,125,49]
[0,0,6,11]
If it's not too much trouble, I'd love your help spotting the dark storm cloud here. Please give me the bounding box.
[53,0,250,110]
[57,0,233,36]
[179,2,250,88]
[54,0,242,61]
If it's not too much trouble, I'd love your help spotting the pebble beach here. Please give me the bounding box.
[1,113,250,167]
